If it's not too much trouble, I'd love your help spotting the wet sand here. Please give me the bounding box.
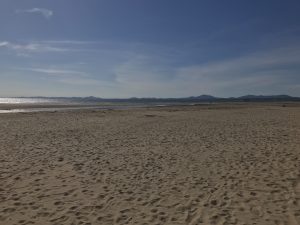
[0,103,299,225]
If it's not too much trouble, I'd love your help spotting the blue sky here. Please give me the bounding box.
[0,0,300,97]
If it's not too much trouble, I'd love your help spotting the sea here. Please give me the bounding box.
[0,97,61,104]
[0,97,201,113]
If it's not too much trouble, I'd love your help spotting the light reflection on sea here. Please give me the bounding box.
[0,106,109,114]
[0,105,157,114]
[0,98,59,104]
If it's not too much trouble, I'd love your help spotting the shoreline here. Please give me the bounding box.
[0,101,297,114]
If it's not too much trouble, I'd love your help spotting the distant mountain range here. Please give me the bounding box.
[14,94,300,103]
[185,94,300,102]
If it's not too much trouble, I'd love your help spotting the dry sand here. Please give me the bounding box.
[0,103,299,225]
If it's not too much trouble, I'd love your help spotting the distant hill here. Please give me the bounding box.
[235,95,299,102]
[237,95,293,99]
[187,95,218,100]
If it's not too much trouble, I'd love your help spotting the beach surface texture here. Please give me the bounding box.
[0,103,299,225]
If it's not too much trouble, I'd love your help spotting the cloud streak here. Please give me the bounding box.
[0,40,113,56]
[175,46,300,81]
[16,8,53,19]
[15,67,112,87]
[0,41,68,54]
[23,68,88,76]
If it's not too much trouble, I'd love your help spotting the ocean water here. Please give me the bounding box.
[0,97,210,113]
[0,97,101,113]
[0,97,159,113]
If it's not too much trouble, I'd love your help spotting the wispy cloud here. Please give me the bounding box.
[111,43,300,97]
[0,41,10,47]
[0,41,68,54]
[23,68,88,76]
[16,8,53,19]
[0,40,111,56]
[39,40,97,45]
[58,77,103,86]
[114,55,174,84]
[175,46,300,80]
[170,45,300,96]
[2,38,300,97]
[15,67,110,87]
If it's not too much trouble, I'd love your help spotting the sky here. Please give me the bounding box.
[0,0,300,98]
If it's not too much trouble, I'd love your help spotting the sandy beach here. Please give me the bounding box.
[0,103,299,225]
